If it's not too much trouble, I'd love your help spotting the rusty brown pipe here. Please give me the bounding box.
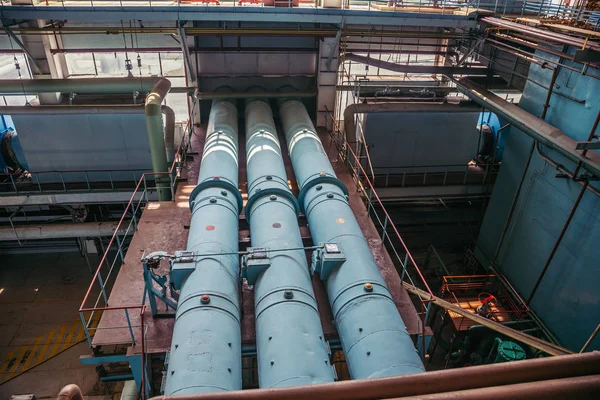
[149,352,600,400]
[57,384,84,400]
[390,375,600,400]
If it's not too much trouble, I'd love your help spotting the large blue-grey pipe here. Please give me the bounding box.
[243,99,335,388]
[279,99,425,379]
[165,99,243,395]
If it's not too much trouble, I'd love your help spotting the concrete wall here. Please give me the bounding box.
[475,47,600,352]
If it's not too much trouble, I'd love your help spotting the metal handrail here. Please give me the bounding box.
[77,120,191,348]
[325,108,435,297]
[1,0,485,19]
[0,168,152,195]
[326,106,438,358]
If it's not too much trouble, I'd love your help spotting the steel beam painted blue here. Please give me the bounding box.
[164,99,242,395]
[279,99,425,379]
[0,6,477,28]
[244,99,335,388]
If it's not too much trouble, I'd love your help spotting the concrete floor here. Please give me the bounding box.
[0,252,119,399]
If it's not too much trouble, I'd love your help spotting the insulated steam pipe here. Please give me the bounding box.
[279,99,425,379]
[244,99,335,388]
[164,99,242,395]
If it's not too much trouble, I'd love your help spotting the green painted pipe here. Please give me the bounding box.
[0,77,161,94]
[145,78,172,201]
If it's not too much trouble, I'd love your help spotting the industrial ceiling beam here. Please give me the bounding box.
[345,53,492,76]
[0,8,478,29]
[5,26,468,40]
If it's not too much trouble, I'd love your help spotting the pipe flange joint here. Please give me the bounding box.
[244,187,300,222]
[189,176,244,214]
[297,175,349,213]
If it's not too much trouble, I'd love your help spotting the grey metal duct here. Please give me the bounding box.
[343,102,480,144]
[0,77,162,94]
[0,221,132,241]
[454,78,600,178]
[345,53,492,76]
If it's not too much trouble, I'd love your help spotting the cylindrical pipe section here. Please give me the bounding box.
[244,99,335,388]
[56,384,84,400]
[145,78,172,201]
[279,99,424,379]
[390,375,600,400]
[0,77,162,94]
[164,99,242,395]
[149,351,600,400]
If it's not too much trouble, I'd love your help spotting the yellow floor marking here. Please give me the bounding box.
[0,349,17,376]
[60,321,81,351]
[46,324,69,360]
[34,327,59,365]
[0,315,101,385]
[20,336,43,371]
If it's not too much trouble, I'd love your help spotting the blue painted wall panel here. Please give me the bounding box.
[364,111,480,169]
[475,48,600,351]
[11,112,152,182]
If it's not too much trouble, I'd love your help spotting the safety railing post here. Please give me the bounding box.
[109,171,115,191]
[79,311,93,347]
[97,272,109,305]
[10,174,17,193]
[124,308,136,344]
[85,171,91,191]
[115,233,125,263]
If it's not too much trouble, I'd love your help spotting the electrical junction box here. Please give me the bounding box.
[170,250,196,290]
[242,247,271,286]
[311,242,346,280]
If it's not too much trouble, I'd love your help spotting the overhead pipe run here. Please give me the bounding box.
[454,78,600,178]
[0,77,162,95]
[345,53,492,76]
[243,99,335,388]
[0,105,145,114]
[0,221,132,241]
[164,98,243,395]
[145,78,173,201]
[279,99,425,379]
